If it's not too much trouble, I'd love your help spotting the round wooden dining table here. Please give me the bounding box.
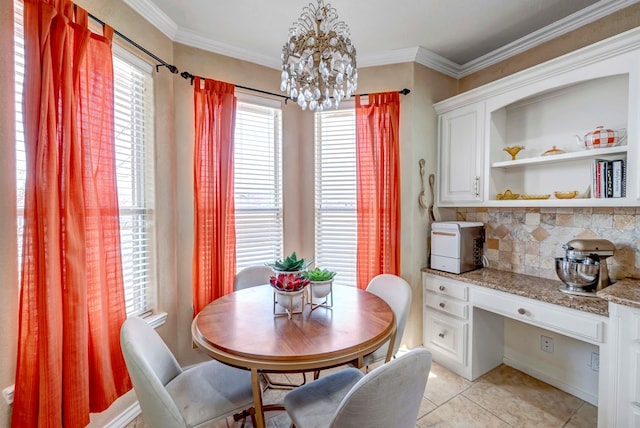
[191,284,396,428]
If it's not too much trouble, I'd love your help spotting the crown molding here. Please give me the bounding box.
[433,26,640,113]
[174,28,282,70]
[125,0,639,78]
[414,48,463,77]
[458,0,640,77]
[357,47,419,68]
[123,0,178,40]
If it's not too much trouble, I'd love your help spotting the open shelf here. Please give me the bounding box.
[491,146,628,168]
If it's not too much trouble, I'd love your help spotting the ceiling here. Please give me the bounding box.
[123,0,637,77]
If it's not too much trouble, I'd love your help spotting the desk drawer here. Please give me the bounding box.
[425,292,468,319]
[424,310,467,365]
[424,275,468,301]
[472,287,605,343]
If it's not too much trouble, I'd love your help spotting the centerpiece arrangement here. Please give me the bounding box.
[267,252,312,319]
[303,267,337,310]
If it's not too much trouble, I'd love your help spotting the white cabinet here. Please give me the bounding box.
[607,303,640,427]
[437,103,484,205]
[434,27,640,207]
[423,275,470,368]
[423,273,503,381]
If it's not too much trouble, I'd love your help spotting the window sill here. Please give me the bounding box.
[143,311,168,329]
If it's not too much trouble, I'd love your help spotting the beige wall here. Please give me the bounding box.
[0,0,638,425]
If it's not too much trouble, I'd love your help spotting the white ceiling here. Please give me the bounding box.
[124,0,638,77]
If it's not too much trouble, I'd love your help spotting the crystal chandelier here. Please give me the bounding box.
[280,0,357,112]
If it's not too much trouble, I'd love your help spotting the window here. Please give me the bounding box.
[314,108,357,287]
[234,97,283,270]
[14,1,156,317]
[113,50,156,317]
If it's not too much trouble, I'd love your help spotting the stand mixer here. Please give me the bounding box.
[555,239,615,297]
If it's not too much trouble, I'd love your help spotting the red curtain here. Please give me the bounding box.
[192,77,237,316]
[355,92,401,289]
[12,1,131,426]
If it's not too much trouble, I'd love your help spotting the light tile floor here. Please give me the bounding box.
[126,361,597,428]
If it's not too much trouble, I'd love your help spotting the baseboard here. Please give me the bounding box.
[503,356,598,406]
[103,401,141,428]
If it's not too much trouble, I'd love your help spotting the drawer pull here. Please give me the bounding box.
[439,285,446,291]
[438,332,446,338]
[439,302,446,308]
[517,308,526,315]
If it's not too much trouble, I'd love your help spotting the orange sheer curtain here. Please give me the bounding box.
[355,92,401,289]
[192,77,237,316]
[12,1,131,427]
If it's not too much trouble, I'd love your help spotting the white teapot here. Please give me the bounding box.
[575,126,626,149]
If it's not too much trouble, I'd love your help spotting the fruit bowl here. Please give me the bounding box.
[496,189,519,200]
[554,190,579,199]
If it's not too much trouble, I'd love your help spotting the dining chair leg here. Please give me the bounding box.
[233,407,257,428]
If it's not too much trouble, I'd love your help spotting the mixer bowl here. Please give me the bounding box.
[554,258,600,291]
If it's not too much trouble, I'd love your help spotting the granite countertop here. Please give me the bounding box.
[422,267,615,316]
[596,279,640,310]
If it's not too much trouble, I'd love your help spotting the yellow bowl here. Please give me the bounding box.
[554,190,579,199]
[497,189,520,200]
[521,194,551,200]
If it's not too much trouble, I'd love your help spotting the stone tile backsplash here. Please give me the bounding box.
[454,207,640,282]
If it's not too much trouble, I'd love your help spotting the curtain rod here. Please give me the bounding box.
[181,71,410,102]
[87,11,178,75]
[86,11,411,102]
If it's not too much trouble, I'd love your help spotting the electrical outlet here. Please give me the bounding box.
[590,352,600,372]
[541,335,554,353]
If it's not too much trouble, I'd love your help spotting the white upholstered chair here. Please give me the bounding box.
[362,273,412,368]
[233,265,307,390]
[120,316,256,428]
[284,348,432,428]
[233,265,273,291]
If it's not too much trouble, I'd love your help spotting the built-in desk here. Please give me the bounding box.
[422,268,640,427]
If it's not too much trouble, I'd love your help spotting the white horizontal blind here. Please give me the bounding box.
[14,0,25,276]
[14,1,156,317]
[113,50,156,317]
[234,101,283,271]
[315,109,357,287]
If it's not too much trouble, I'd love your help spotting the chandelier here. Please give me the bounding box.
[280,0,357,112]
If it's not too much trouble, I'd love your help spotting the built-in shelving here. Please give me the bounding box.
[491,146,628,168]
[434,27,640,208]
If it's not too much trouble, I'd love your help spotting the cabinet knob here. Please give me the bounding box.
[439,285,446,292]
[439,302,446,308]
[517,308,526,315]
[438,332,446,338]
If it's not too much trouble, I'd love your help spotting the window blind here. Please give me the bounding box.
[314,109,357,287]
[14,0,25,277]
[113,50,156,317]
[13,0,156,317]
[234,100,283,271]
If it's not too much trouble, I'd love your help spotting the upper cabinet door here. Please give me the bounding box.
[437,102,485,205]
